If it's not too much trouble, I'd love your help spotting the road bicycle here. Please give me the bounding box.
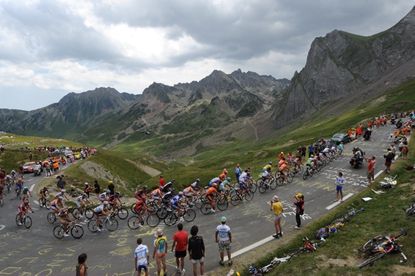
[15,212,33,229]
[379,175,398,189]
[331,207,365,224]
[164,205,197,226]
[230,187,254,206]
[87,214,119,233]
[358,229,407,268]
[53,220,84,239]
[257,176,277,193]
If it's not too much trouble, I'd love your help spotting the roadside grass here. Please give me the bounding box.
[0,149,49,172]
[239,133,415,276]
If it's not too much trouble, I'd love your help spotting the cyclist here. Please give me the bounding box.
[39,187,49,207]
[50,196,65,215]
[57,207,73,237]
[183,183,197,197]
[219,177,232,192]
[83,182,93,198]
[98,191,108,202]
[17,197,33,225]
[209,177,221,187]
[21,185,32,201]
[134,189,146,215]
[219,168,228,182]
[206,184,218,213]
[170,192,185,212]
[238,169,250,191]
[93,201,111,232]
[15,177,23,198]
[337,142,344,155]
[263,162,273,173]
[74,193,88,218]
[278,158,289,183]
[150,187,163,204]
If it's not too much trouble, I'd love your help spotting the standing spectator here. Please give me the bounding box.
[335,172,345,202]
[134,238,149,276]
[270,195,283,238]
[215,216,232,266]
[153,228,168,276]
[308,144,314,158]
[56,175,66,190]
[159,175,165,188]
[401,141,409,159]
[94,180,100,194]
[366,156,376,184]
[188,225,205,276]
[294,193,304,229]
[76,253,87,276]
[172,223,188,274]
[234,164,242,184]
[384,148,395,174]
[107,181,115,195]
[390,144,397,157]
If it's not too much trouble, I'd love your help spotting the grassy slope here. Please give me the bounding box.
[242,133,415,276]
[129,79,415,189]
[0,133,83,172]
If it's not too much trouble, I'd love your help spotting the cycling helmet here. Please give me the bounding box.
[196,178,200,183]
[84,182,89,185]
[226,177,231,182]
[268,161,272,165]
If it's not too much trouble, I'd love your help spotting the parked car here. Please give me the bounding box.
[331,133,351,145]
[22,162,41,174]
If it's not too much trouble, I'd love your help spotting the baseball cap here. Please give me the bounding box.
[221,216,227,223]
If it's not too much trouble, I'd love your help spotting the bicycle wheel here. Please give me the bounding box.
[200,202,213,215]
[164,213,178,226]
[302,170,309,180]
[53,225,64,239]
[87,220,98,233]
[249,182,257,193]
[156,207,168,219]
[117,207,129,220]
[71,225,84,239]
[15,214,22,226]
[184,209,197,222]
[146,213,160,227]
[85,207,94,220]
[230,194,242,206]
[217,197,228,211]
[269,179,277,190]
[105,217,119,232]
[244,191,254,201]
[71,208,82,219]
[47,212,56,224]
[24,216,32,229]
[258,180,267,194]
[287,173,294,183]
[358,253,385,269]
[128,215,144,230]
[39,198,46,208]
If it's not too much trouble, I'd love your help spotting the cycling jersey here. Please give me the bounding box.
[170,195,181,208]
[263,164,272,171]
[238,172,248,184]
[183,186,194,195]
[94,204,104,213]
[98,192,107,201]
[206,187,216,196]
[209,177,220,186]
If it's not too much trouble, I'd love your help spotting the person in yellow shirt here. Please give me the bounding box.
[270,195,283,239]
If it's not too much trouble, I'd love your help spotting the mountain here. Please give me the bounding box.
[0,87,138,139]
[273,6,415,126]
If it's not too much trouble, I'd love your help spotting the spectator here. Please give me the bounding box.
[172,223,188,275]
[294,193,304,229]
[153,228,168,276]
[335,172,345,201]
[384,148,395,174]
[159,175,165,188]
[234,164,242,184]
[216,216,232,266]
[56,175,66,190]
[270,195,283,239]
[308,144,314,158]
[366,156,376,184]
[94,180,100,194]
[188,225,205,276]
[76,253,87,276]
[107,181,115,195]
[134,238,149,276]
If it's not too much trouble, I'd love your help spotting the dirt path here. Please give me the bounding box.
[246,118,259,141]
[125,159,161,177]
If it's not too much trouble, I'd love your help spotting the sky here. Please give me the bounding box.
[0,0,413,110]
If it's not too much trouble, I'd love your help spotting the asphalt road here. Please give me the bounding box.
[0,124,397,276]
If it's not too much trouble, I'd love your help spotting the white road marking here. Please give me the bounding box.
[374,170,383,179]
[224,236,275,261]
[0,225,5,231]
[325,193,354,210]
[26,179,33,182]
[33,200,39,205]
[29,184,35,192]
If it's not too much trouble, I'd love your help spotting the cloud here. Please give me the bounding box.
[0,0,413,110]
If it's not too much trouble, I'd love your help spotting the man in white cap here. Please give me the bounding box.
[270,195,283,238]
[152,228,168,276]
[215,216,232,266]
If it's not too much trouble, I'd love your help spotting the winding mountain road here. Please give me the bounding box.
[0,124,398,276]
